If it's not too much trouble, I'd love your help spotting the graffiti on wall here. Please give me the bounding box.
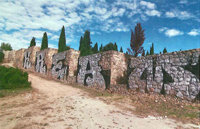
[23,51,31,69]
[128,54,200,100]
[35,51,46,73]
[77,53,110,89]
[51,52,68,80]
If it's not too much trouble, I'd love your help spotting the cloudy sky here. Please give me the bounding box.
[0,0,199,53]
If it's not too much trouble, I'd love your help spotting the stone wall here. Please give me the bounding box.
[2,47,200,101]
[77,51,128,89]
[128,49,200,100]
[23,46,40,71]
[51,49,79,83]
[35,48,57,75]
[14,49,25,68]
[3,50,16,63]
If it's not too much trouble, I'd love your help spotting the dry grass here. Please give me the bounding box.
[70,84,200,125]
[0,88,32,98]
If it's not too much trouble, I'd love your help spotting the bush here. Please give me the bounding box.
[0,43,12,51]
[102,42,118,52]
[0,66,31,90]
[0,49,4,63]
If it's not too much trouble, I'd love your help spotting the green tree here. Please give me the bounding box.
[0,43,12,51]
[150,43,154,55]
[92,42,98,54]
[29,37,36,47]
[114,42,118,51]
[102,42,118,52]
[57,26,70,53]
[80,30,93,56]
[146,50,149,56]
[0,48,4,63]
[163,48,167,54]
[99,44,103,52]
[127,23,145,57]
[79,36,83,51]
[120,47,123,52]
[41,32,48,50]
[58,26,67,53]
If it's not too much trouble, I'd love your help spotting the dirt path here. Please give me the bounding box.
[0,73,198,129]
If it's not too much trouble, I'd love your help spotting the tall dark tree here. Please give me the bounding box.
[142,50,145,56]
[163,48,167,54]
[120,47,123,52]
[92,42,98,54]
[79,36,83,51]
[127,23,145,57]
[41,32,48,50]
[150,43,154,55]
[58,26,67,52]
[80,30,93,56]
[114,42,118,51]
[0,48,4,62]
[29,37,36,47]
[146,50,149,56]
[0,43,12,51]
[99,44,103,52]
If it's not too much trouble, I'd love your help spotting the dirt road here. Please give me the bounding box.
[0,73,198,129]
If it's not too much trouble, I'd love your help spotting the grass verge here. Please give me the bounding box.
[0,65,31,98]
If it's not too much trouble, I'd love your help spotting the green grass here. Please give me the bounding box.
[0,66,31,97]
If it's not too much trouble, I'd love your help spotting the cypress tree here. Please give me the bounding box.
[58,26,66,53]
[120,47,123,52]
[79,36,83,51]
[114,42,118,51]
[30,37,36,47]
[41,32,48,50]
[99,44,103,52]
[150,43,154,55]
[92,42,98,54]
[163,48,167,54]
[80,30,93,56]
[146,51,149,56]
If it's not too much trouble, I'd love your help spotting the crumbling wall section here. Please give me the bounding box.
[128,49,200,100]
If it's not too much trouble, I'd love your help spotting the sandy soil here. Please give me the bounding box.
[0,72,199,129]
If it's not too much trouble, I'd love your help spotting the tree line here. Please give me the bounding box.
[0,23,169,59]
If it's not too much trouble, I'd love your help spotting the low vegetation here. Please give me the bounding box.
[70,83,200,125]
[0,49,4,63]
[0,66,31,97]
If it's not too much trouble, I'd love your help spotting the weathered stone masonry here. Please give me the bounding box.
[51,49,79,82]
[3,48,200,100]
[77,51,128,89]
[128,49,200,100]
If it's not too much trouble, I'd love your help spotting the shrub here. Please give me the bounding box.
[0,43,12,51]
[0,49,4,63]
[102,42,118,52]
[0,66,31,90]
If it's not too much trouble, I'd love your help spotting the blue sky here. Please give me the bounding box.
[0,0,199,53]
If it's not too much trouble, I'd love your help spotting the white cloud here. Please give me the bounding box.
[159,27,184,37]
[179,0,188,4]
[140,1,156,9]
[145,10,161,17]
[165,29,184,37]
[50,35,59,40]
[158,27,167,32]
[165,10,194,20]
[0,0,162,49]
[188,29,200,36]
